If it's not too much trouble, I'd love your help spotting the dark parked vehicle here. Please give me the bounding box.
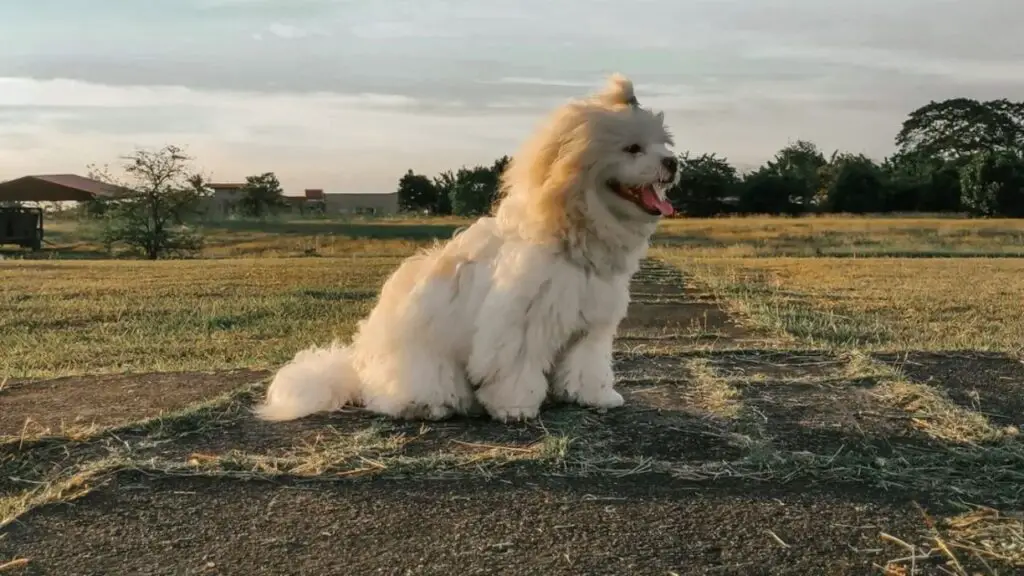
[0,206,43,251]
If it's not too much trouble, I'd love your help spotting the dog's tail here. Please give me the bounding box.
[253,341,362,422]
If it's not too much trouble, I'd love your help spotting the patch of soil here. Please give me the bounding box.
[0,439,110,498]
[706,350,843,380]
[735,380,927,455]
[874,352,1024,426]
[619,301,747,339]
[0,472,966,576]
[613,353,692,382]
[0,369,269,437]
[620,261,753,345]
[629,260,689,298]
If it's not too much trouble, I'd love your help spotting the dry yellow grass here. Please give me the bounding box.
[840,352,1019,445]
[6,214,1024,378]
[36,217,461,259]
[655,215,1024,258]
[684,358,742,418]
[28,213,1024,260]
[656,251,1024,353]
[0,257,402,378]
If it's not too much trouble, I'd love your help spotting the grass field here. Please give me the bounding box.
[27,212,1024,259]
[2,215,1023,574]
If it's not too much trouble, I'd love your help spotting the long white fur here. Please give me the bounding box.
[255,73,680,422]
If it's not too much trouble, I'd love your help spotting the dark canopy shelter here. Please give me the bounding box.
[0,174,132,251]
[0,174,131,202]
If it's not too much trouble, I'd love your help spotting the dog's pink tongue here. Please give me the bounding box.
[640,186,674,216]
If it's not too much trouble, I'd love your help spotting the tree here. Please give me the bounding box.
[820,153,888,214]
[890,98,1024,215]
[237,172,286,218]
[959,151,1024,217]
[668,152,738,216]
[449,156,510,217]
[736,167,806,215]
[89,144,206,259]
[432,170,456,216]
[882,152,962,212]
[764,140,827,211]
[396,170,438,213]
[450,165,499,217]
[895,98,1024,163]
[491,155,512,179]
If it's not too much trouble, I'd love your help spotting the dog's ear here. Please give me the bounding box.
[598,73,638,108]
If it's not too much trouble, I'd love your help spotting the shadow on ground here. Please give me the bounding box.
[874,351,1024,426]
[0,471,953,576]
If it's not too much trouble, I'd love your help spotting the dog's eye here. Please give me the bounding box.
[623,144,643,154]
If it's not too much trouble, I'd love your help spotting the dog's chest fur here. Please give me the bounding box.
[576,267,631,328]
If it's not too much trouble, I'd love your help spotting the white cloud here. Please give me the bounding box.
[0,73,908,195]
[266,23,316,39]
[0,77,535,193]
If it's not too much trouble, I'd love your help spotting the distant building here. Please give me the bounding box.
[322,192,398,216]
[202,183,245,217]
[286,190,399,216]
[200,181,400,218]
[282,189,324,215]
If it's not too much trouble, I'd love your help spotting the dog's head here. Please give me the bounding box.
[497,73,678,242]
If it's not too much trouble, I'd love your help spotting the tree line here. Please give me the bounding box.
[397,97,1024,218]
[395,156,511,217]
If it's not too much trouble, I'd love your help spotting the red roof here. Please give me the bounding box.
[305,189,325,200]
[0,174,133,202]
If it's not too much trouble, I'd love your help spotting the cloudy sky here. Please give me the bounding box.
[1,0,1022,194]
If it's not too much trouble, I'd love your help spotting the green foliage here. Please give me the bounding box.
[88,144,205,260]
[451,165,500,217]
[764,140,827,210]
[398,96,1024,219]
[959,151,1024,217]
[398,156,510,218]
[668,152,738,216]
[737,168,806,215]
[238,172,287,219]
[882,153,963,213]
[432,170,456,216]
[896,98,1024,162]
[397,170,439,214]
[820,154,887,214]
[450,156,511,217]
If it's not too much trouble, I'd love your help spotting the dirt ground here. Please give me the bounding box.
[1,259,1021,575]
[2,473,945,576]
[0,369,269,437]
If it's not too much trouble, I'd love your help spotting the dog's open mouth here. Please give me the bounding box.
[608,180,675,216]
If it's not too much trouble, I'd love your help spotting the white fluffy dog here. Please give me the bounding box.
[255,73,679,423]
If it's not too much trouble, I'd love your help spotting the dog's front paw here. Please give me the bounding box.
[483,402,541,422]
[575,387,624,412]
[476,378,544,422]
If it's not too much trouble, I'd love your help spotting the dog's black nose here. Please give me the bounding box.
[661,156,678,173]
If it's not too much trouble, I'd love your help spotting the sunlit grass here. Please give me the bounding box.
[23,213,1024,260]
[0,257,401,378]
[655,250,1024,353]
[6,214,1024,378]
[654,214,1024,258]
